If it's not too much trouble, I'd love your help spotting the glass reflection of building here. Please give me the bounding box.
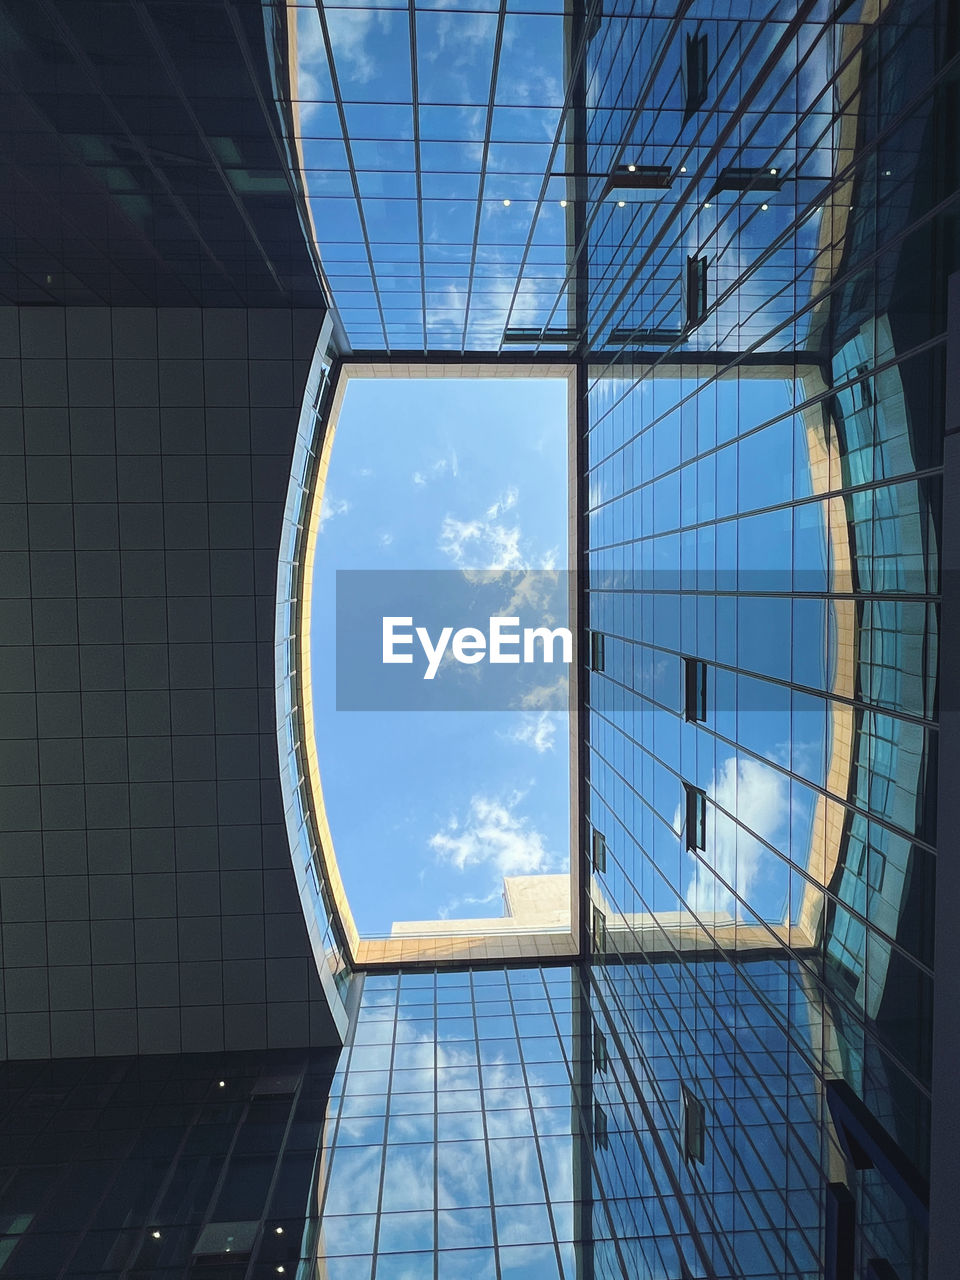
[0,0,955,1279]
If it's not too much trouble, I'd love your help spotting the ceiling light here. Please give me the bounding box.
[761,203,769,210]
[769,167,778,175]
[627,164,636,172]
[275,1228,284,1235]
[559,199,567,207]
[680,165,687,173]
[152,1232,161,1240]
[617,200,625,207]
[218,1080,225,1087]
[502,198,511,206]
[703,202,711,208]
[883,169,892,176]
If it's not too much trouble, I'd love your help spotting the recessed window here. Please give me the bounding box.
[683,657,707,722]
[685,254,708,328]
[682,1084,705,1163]
[594,1101,609,1149]
[592,828,607,873]
[684,783,706,852]
[683,33,709,119]
[590,631,605,672]
[593,1025,609,1075]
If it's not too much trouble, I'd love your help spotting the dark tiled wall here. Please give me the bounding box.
[0,305,341,1057]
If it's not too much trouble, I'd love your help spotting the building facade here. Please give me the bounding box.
[0,0,956,1277]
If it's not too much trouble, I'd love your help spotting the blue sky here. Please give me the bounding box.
[310,378,571,935]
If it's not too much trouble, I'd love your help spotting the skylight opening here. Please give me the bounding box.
[305,370,576,952]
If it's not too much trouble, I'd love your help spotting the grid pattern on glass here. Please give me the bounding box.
[580,1,950,1278]
[289,0,574,352]
[317,966,607,1280]
[589,957,828,1280]
[581,1,943,362]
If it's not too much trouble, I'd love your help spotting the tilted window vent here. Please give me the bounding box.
[607,326,686,347]
[594,1101,609,1149]
[682,1085,706,1164]
[251,1072,301,1100]
[684,782,707,852]
[683,32,709,120]
[707,166,784,198]
[593,1025,609,1075]
[592,828,607,874]
[193,1221,259,1260]
[603,163,673,196]
[591,906,607,953]
[683,656,707,722]
[685,254,708,329]
[502,326,579,345]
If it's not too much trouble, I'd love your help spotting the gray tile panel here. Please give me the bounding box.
[0,304,341,1057]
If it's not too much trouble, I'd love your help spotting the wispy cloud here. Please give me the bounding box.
[439,487,558,573]
[504,711,560,754]
[318,494,350,532]
[439,515,524,571]
[378,531,394,549]
[430,792,561,882]
[323,8,392,86]
[413,451,459,487]
[437,888,502,921]
[683,755,789,917]
[486,487,518,519]
[516,674,568,711]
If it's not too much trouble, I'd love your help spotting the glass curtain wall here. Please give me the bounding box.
[582,1,953,1278]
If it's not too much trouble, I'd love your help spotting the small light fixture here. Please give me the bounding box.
[277,1269,285,1275]
[152,1231,161,1240]
[769,167,778,176]
[617,200,625,207]
[559,199,567,207]
[761,203,769,210]
[627,164,636,172]
[703,201,711,208]
[502,198,511,206]
[218,1080,225,1088]
[883,169,892,176]
[275,1228,284,1235]
[680,165,687,173]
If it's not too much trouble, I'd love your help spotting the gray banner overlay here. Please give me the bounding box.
[336,570,574,711]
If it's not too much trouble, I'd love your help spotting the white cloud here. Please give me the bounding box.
[439,514,525,572]
[485,487,518,519]
[516,675,568,711]
[683,755,789,917]
[323,8,391,87]
[430,792,561,880]
[378,531,394,548]
[437,888,502,920]
[413,451,459,487]
[318,494,350,531]
[438,488,559,575]
[504,711,560,754]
